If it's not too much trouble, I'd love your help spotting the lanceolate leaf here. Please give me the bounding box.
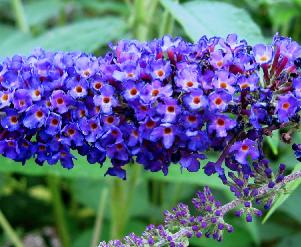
[0,17,127,59]
[262,163,301,223]
[160,0,265,44]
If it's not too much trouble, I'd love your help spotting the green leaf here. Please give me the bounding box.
[262,163,301,223]
[0,154,108,179]
[277,234,301,247]
[77,0,129,16]
[70,179,107,211]
[160,0,264,44]
[265,130,280,155]
[146,164,226,190]
[0,17,127,59]
[24,0,64,26]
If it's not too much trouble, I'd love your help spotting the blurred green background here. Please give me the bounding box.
[1,0,301,246]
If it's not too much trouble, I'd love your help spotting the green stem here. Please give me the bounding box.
[47,176,70,247]
[110,178,127,239]
[134,0,148,40]
[159,10,175,37]
[110,165,141,239]
[0,210,24,247]
[10,0,29,33]
[91,188,108,247]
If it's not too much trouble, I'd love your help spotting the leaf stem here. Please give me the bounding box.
[0,209,24,247]
[47,175,70,247]
[10,0,29,33]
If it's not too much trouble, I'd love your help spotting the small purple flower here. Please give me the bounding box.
[1,109,20,131]
[237,74,259,91]
[230,139,259,164]
[75,55,99,78]
[93,85,118,114]
[61,123,84,147]
[183,89,208,110]
[175,64,200,91]
[113,63,140,82]
[212,71,236,94]
[141,80,172,103]
[180,153,205,172]
[209,50,232,69]
[0,91,12,109]
[107,141,129,161]
[2,70,20,89]
[208,114,236,137]
[50,90,72,114]
[253,44,273,65]
[220,33,247,52]
[181,111,202,129]
[208,90,232,112]
[30,87,43,102]
[123,81,143,101]
[66,78,88,99]
[44,113,62,135]
[150,59,171,81]
[79,117,102,142]
[276,93,299,123]
[157,98,180,123]
[13,89,32,112]
[250,104,267,129]
[0,139,19,160]
[23,105,49,129]
[150,123,177,149]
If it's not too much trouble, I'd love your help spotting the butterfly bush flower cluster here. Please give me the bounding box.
[2,32,301,245]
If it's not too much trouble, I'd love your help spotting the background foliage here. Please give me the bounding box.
[0,0,301,246]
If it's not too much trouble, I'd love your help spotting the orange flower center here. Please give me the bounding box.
[217,118,225,126]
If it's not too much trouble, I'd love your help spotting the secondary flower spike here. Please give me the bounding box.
[0,34,301,180]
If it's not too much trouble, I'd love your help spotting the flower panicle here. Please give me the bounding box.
[1,34,301,180]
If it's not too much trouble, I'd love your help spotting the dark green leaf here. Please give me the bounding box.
[160,0,264,44]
